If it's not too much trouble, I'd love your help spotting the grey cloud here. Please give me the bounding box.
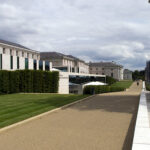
[0,0,150,70]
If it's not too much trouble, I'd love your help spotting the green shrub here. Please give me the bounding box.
[106,76,117,85]
[83,85,125,94]
[0,70,59,94]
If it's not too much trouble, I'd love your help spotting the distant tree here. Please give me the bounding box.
[132,70,145,81]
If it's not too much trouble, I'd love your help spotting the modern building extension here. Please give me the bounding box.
[89,61,123,81]
[123,69,132,80]
[0,39,52,71]
[40,52,89,74]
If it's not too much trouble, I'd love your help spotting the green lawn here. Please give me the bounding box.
[111,80,133,89]
[0,94,88,128]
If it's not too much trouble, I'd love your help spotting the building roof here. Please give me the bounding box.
[89,62,123,68]
[124,69,132,73]
[67,55,85,63]
[40,52,85,63]
[0,39,39,53]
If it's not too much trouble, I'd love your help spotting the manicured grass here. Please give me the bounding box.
[111,80,133,89]
[0,94,88,128]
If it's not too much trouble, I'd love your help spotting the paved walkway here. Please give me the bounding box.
[0,82,142,150]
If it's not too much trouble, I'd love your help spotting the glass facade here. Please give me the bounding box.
[25,58,29,69]
[45,61,49,71]
[17,57,19,69]
[0,54,2,69]
[39,60,43,70]
[34,60,37,70]
[10,56,13,69]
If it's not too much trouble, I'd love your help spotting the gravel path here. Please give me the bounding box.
[0,82,142,150]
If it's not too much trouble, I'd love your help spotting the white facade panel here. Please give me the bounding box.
[29,58,33,70]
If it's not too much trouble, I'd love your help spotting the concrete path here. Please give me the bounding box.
[0,82,142,150]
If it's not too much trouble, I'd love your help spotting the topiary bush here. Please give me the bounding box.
[0,70,59,94]
[83,85,125,94]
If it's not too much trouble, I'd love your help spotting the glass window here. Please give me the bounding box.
[0,54,2,69]
[45,61,49,71]
[111,73,113,77]
[10,49,12,55]
[3,48,5,54]
[39,60,43,70]
[17,57,19,69]
[25,58,29,69]
[27,53,29,58]
[16,51,18,56]
[10,56,13,69]
[33,60,37,70]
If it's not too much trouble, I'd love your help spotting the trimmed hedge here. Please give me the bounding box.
[83,85,125,95]
[0,70,59,94]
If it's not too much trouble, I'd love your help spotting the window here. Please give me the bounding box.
[22,52,24,57]
[0,54,2,69]
[25,58,29,69]
[96,68,98,70]
[33,60,37,70]
[27,53,29,58]
[39,60,43,70]
[17,57,19,69]
[16,51,18,56]
[102,68,104,70]
[45,61,50,71]
[3,48,5,54]
[10,49,12,55]
[111,73,113,77]
[10,56,13,69]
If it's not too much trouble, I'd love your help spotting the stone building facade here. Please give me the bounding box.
[123,69,132,80]
[89,62,123,81]
[0,39,52,71]
[40,52,89,74]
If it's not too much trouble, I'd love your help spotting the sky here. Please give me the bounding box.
[0,0,150,70]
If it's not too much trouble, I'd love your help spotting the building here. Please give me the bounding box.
[40,52,89,74]
[123,69,132,80]
[145,61,150,83]
[0,39,52,71]
[89,61,123,81]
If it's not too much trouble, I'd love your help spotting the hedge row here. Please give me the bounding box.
[0,70,59,94]
[83,85,125,94]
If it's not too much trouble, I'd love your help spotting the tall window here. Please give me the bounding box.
[10,49,12,55]
[10,56,13,69]
[33,60,37,70]
[16,51,18,56]
[0,54,2,69]
[111,73,113,77]
[22,52,24,57]
[39,60,43,70]
[17,57,19,69]
[25,58,29,69]
[45,61,49,71]
[27,53,29,58]
[3,48,5,54]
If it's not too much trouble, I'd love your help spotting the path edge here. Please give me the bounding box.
[0,95,95,133]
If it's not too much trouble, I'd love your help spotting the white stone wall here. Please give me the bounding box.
[58,72,69,94]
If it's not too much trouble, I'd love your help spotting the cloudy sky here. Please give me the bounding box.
[0,0,150,70]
